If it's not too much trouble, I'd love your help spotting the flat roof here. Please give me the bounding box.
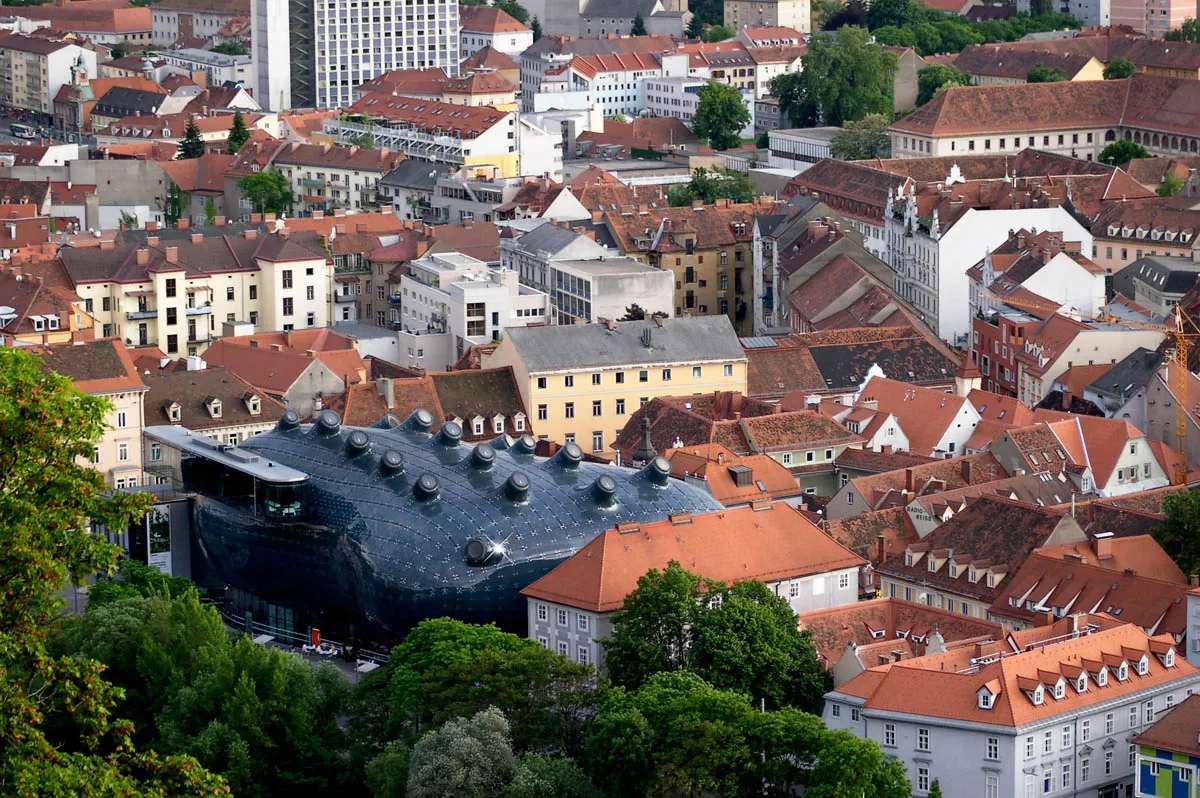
[552,256,662,276]
[145,424,309,483]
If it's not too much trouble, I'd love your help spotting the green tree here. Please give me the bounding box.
[226,110,250,154]
[755,129,769,148]
[164,182,186,225]
[204,197,217,225]
[237,170,292,215]
[691,79,750,151]
[530,15,543,40]
[1026,63,1067,82]
[620,303,647,320]
[1160,169,1186,197]
[772,26,898,127]
[1164,18,1200,42]
[811,0,847,28]
[178,118,206,159]
[603,562,720,689]
[0,347,228,795]
[917,63,972,104]
[929,777,945,798]
[352,131,376,149]
[86,558,195,608]
[212,41,248,55]
[667,167,755,206]
[808,729,911,798]
[866,0,917,29]
[685,14,704,38]
[406,707,517,798]
[1156,488,1200,573]
[365,741,411,798]
[701,23,734,41]
[110,40,129,58]
[689,580,829,712]
[830,113,892,160]
[501,755,597,798]
[493,0,529,23]
[823,0,868,29]
[630,11,647,35]
[1098,139,1149,166]
[1103,57,1135,79]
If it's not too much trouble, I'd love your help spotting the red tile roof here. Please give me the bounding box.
[459,4,530,33]
[33,338,145,395]
[520,502,865,612]
[1134,694,1200,757]
[345,93,508,139]
[664,443,801,505]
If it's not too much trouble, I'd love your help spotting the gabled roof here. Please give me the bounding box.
[835,614,1191,729]
[845,452,1010,510]
[142,366,285,429]
[431,367,529,438]
[460,46,519,73]
[849,375,976,457]
[664,444,802,505]
[825,506,919,561]
[459,4,530,33]
[520,502,865,612]
[610,392,778,461]
[344,93,508,139]
[1135,694,1200,757]
[157,153,235,194]
[33,338,145,395]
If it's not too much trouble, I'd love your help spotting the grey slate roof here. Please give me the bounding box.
[381,160,440,191]
[93,87,167,118]
[514,222,588,257]
[580,0,658,19]
[1086,347,1164,413]
[504,316,746,372]
[1115,255,1200,298]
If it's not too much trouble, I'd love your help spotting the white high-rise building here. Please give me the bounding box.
[250,0,291,111]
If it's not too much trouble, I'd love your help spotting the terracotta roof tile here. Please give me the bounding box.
[665,444,801,505]
[520,502,865,612]
[1134,694,1200,757]
[459,5,530,33]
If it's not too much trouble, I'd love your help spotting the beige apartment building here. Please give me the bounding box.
[0,35,97,115]
[483,316,747,454]
[35,338,147,488]
[59,229,333,358]
[272,143,404,215]
[724,0,810,34]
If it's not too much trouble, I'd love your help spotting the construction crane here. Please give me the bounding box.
[982,291,1200,485]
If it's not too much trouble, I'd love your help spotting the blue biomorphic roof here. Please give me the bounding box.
[201,408,722,630]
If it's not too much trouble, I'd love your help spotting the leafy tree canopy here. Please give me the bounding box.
[1164,17,1199,42]
[407,707,517,798]
[1160,169,1186,197]
[630,11,647,35]
[226,110,250,154]
[830,113,893,160]
[1098,138,1148,166]
[1156,488,1200,573]
[212,41,247,55]
[501,754,598,798]
[237,170,293,215]
[667,167,754,207]
[1026,63,1067,82]
[178,118,206,159]
[691,79,750,151]
[1103,57,1135,79]
[823,0,867,29]
[493,0,529,23]
[917,62,972,104]
[0,347,227,795]
[702,23,734,41]
[771,26,897,127]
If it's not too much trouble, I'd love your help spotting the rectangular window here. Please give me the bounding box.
[556,608,568,626]
[661,368,671,381]
[557,641,568,657]
[282,270,293,289]
[283,297,293,316]
[306,285,315,301]
[1081,758,1089,782]
[592,431,603,453]
[1043,731,1052,753]
[692,366,702,378]
[639,370,648,383]
[592,400,602,417]
[985,774,998,798]
[150,442,161,462]
[1025,736,1034,759]
[577,615,588,631]
[884,723,895,747]
[227,286,235,301]
[537,404,547,421]
[117,442,129,462]
[1062,726,1071,748]
[831,703,841,718]
[839,572,850,589]
[986,737,998,760]
[564,403,575,419]
[117,411,127,428]
[578,647,589,665]
[917,728,929,751]
[565,375,574,388]
[917,767,929,792]
[1104,751,1112,775]
[166,307,177,325]
[616,399,626,415]
[166,334,178,354]
[724,364,733,377]
[536,604,547,621]
[592,373,601,386]
[165,278,176,297]
[1130,706,1138,727]
[1081,719,1090,741]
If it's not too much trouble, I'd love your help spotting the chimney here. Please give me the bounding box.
[178,218,189,229]
[270,343,283,351]
[1035,611,1055,627]
[147,236,159,247]
[960,457,972,484]
[136,248,149,265]
[376,377,395,409]
[876,533,886,565]
[905,467,915,494]
[1092,532,1114,560]
[165,246,178,263]
[1191,574,1199,587]
[191,233,203,244]
[214,215,226,226]
[146,220,159,231]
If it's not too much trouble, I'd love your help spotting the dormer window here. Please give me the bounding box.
[513,413,525,432]
[987,573,996,588]
[207,398,222,419]
[928,558,937,572]
[949,564,958,577]
[1032,686,1044,705]
[1165,648,1175,667]
[493,415,505,434]
[906,552,914,566]
[978,690,993,709]
[1137,656,1149,676]
[246,395,261,415]
[473,417,484,436]
[1097,668,1108,687]
[969,567,978,583]
[1054,681,1065,699]
[1077,676,1087,692]
[168,402,181,422]
[1118,663,1128,681]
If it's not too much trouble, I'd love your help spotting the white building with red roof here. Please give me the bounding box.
[459,5,532,59]
[825,613,1199,798]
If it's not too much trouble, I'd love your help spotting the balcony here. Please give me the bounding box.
[126,308,156,320]
[387,294,403,304]
[185,304,212,315]
[334,293,357,303]
[299,178,326,188]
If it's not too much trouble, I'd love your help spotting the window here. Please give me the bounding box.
[916,727,929,751]
[985,773,999,798]
[283,297,293,316]
[556,608,568,626]
[1043,731,1052,753]
[692,366,702,378]
[1130,744,1136,768]
[306,285,315,301]
[851,708,860,721]
[166,307,177,326]
[1105,712,1113,734]
[1081,719,1090,742]
[149,442,161,462]
[661,368,671,381]
[537,636,548,649]
[282,270,293,289]
[1024,773,1035,798]
[514,416,525,432]
[577,615,588,632]
[578,647,589,665]
[1043,770,1052,793]
[1145,699,1154,723]
[1061,764,1070,790]
[564,403,575,419]
[917,767,929,792]
[986,736,998,760]
[537,404,547,421]
[831,703,841,718]
[1062,725,1071,748]
[1104,751,1112,775]
[557,641,568,657]
[249,285,257,300]
[883,723,895,747]
[165,278,176,297]
[537,377,547,389]
[1025,736,1034,759]
[592,373,601,386]
[564,375,574,388]
[116,411,127,428]
[592,432,603,453]
[117,442,129,462]
[789,582,799,597]
[536,604,547,622]
[615,398,626,415]
[1081,758,1089,783]
[639,370,648,383]
[839,572,850,589]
